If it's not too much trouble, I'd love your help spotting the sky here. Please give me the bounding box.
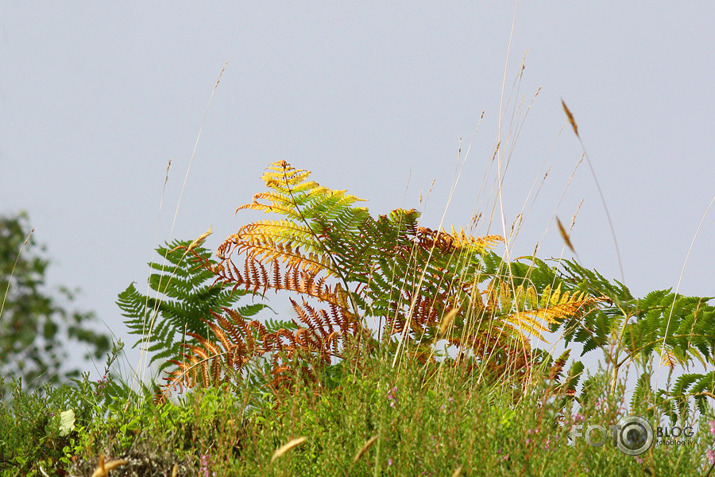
[1,2,714,382]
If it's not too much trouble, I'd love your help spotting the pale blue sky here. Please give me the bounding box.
[1,2,713,379]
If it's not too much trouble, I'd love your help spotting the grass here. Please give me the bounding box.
[0,339,714,476]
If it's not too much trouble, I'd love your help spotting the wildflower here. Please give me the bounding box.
[709,420,715,436]
[387,458,393,466]
[573,412,585,423]
[200,454,211,477]
[635,456,643,464]
[707,449,715,466]
[95,374,108,396]
[387,387,398,408]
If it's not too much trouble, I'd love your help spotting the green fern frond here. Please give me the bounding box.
[118,239,267,374]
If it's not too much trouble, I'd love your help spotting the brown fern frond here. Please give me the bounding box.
[549,349,571,383]
[214,254,357,321]
[291,298,329,337]
[162,309,280,395]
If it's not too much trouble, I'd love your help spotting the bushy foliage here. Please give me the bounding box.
[4,350,710,477]
[0,212,111,395]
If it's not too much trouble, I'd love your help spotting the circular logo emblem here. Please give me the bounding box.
[616,416,654,456]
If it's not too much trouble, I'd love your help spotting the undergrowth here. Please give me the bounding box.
[1,345,713,476]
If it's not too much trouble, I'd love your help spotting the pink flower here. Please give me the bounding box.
[387,387,398,407]
[707,449,715,466]
[709,420,715,436]
[200,454,211,477]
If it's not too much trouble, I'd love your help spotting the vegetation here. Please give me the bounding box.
[0,212,111,396]
[1,162,714,476]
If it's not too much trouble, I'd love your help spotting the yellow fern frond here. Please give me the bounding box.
[238,191,301,218]
[499,281,513,311]
[660,349,678,368]
[525,286,539,309]
[446,226,504,251]
[241,161,366,219]
[506,295,602,341]
[485,280,499,311]
[478,276,601,346]
[503,312,551,339]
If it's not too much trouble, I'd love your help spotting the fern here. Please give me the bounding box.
[554,258,715,413]
[165,161,601,394]
[214,162,584,366]
[117,239,267,375]
[159,161,715,423]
